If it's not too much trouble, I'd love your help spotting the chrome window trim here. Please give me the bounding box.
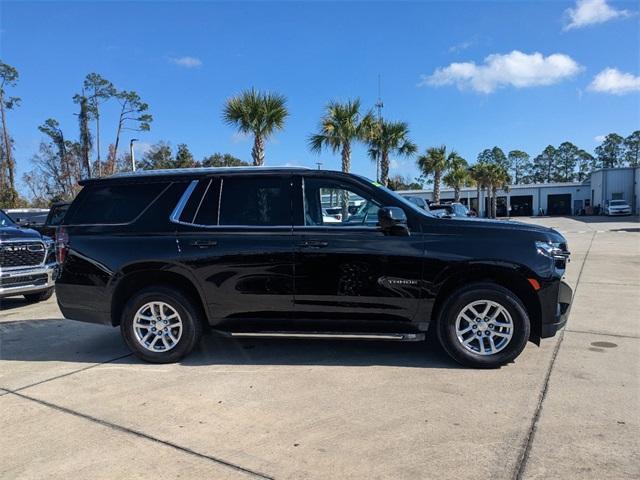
[169,180,199,226]
[191,179,213,224]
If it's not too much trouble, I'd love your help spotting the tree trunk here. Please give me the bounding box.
[476,183,481,216]
[95,111,101,176]
[433,170,441,204]
[340,142,351,218]
[492,186,497,219]
[0,91,13,193]
[252,134,264,166]
[380,150,389,186]
[454,186,460,203]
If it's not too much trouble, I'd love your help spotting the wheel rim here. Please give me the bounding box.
[133,301,183,353]
[455,300,513,356]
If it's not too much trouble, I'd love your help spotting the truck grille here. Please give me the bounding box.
[0,242,46,268]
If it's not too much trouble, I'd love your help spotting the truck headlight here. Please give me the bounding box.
[536,241,564,258]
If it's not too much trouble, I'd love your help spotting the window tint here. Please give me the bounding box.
[193,179,220,225]
[303,178,380,227]
[219,176,291,226]
[179,180,211,224]
[68,182,168,225]
[46,205,69,226]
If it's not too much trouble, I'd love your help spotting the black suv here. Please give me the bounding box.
[56,167,572,368]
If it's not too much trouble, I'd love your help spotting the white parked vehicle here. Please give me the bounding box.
[605,200,631,216]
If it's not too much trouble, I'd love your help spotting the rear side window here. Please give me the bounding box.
[219,176,291,226]
[67,182,168,225]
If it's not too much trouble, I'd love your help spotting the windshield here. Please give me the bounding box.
[0,210,16,227]
[355,175,437,218]
[610,200,626,205]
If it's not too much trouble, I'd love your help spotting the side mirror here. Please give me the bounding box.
[378,206,409,236]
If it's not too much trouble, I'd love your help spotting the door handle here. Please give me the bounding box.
[190,240,218,248]
[297,240,329,248]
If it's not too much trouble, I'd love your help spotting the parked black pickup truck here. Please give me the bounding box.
[55,167,572,368]
[0,209,57,302]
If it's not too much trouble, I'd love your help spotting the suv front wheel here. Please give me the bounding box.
[121,286,203,363]
[437,283,530,368]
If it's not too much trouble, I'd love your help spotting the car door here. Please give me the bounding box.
[175,175,295,325]
[292,174,423,330]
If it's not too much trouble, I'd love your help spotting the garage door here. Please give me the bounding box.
[510,195,533,216]
[547,194,572,216]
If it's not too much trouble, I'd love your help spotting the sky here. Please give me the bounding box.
[1,0,639,193]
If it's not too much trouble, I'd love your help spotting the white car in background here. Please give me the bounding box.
[605,200,631,216]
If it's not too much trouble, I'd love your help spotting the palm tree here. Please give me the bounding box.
[443,153,470,202]
[367,120,417,186]
[309,99,373,174]
[417,145,457,204]
[485,163,511,218]
[309,99,374,216]
[223,88,288,166]
[469,162,491,216]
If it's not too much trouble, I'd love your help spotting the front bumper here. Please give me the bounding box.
[541,280,573,338]
[0,263,58,298]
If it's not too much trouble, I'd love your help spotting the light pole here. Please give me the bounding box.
[130,139,139,171]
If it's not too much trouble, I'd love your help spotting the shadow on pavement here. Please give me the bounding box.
[0,297,41,312]
[0,318,459,369]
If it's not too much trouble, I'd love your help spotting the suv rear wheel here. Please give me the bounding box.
[121,286,203,363]
[437,283,530,368]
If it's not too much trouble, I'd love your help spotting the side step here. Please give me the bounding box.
[211,330,425,342]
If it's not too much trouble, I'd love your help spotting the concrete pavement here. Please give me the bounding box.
[1,216,638,479]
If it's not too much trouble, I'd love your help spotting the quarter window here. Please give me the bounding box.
[67,182,168,225]
[219,176,291,226]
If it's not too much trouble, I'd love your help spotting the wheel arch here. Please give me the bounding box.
[110,264,208,328]
[430,263,543,344]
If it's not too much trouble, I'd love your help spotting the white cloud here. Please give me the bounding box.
[420,50,583,94]
[588,68,640,95]
[594,135,606,142]
[169,56,203,68]
[448,40,473,54]
[564,0,632,30]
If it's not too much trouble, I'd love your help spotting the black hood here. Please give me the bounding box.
[0,225,43,241]
[429,215,566,243]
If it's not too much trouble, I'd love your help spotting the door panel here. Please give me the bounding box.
[178,228,294,321]
[293,227,423,326]
[176,175,295,324]
[293,175,423,328]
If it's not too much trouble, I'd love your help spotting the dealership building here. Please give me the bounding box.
[399,167,640,217]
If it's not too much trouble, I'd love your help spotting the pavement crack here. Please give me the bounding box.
[512,231,596,480]
[565,329,640,340]
[6,389,275,479]
[6,353,134,394]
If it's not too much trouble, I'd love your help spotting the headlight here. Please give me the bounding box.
[536,241,565,258]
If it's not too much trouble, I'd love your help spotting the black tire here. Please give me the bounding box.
[436,282,530,368]
[23,288,54,303]
[120,286,203,363]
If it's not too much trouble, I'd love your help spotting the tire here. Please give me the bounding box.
[120,286,203,363]
[23,288,54,303]
[436,282,530,368]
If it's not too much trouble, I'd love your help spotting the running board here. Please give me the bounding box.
[211,330,425,342]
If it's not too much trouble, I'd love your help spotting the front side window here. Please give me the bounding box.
[219,176,291,226]
[303,178,380,227]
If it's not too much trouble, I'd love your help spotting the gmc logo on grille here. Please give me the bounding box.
[1,244,44,253]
